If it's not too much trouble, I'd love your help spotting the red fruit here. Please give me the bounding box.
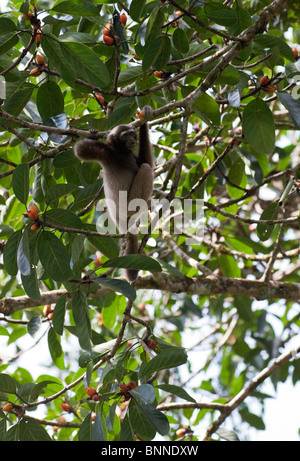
[30,224,40,232]
[22,11,33,21]
[176,427,187,437]
[30,68,42,77]
[3,403,14,412]
[120,13,127,26]
[36,54,45,66]
[43,304,52,316]
[30,223,40,231]
[27,204,39,220]
[36,29,42,44]
[293,48,299,60]
[127,381,137,390]
[60,402,72,413]
[94,253,104,265]
[86,387,97,397]
[147,339,157,350]
[102,23,111,35]
[92,394,100,402]
[263,84,276,94]
[153,70,165,79]
[259,75,270,87]
[95,93,105,106]
[103,35,114,46]
[120,383,128,393]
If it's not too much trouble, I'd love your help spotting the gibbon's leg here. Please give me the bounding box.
[125,164,153,282]
[125,234,139,282]
[138,123,153,167]
[128,163,154,203]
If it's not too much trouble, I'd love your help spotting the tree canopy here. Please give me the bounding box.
[0,0,300,442]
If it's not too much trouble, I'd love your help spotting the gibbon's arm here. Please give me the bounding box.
[138,123,153,167]
[74,139,108,163]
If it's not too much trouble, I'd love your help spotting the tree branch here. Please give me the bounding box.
[203,340,300,440]
[2,273,300,316]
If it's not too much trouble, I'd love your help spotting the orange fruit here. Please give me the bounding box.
[103,35,114,46]
[259,75,270,87]
[36,54,45,65]
[60,402,72,413]
[263,84,276,94]
[86,387,97,397]
[27,204,39,220]
[3,403,14,412]
[120,13,127,26]
[29,68,41,77]
[293,48,298,59]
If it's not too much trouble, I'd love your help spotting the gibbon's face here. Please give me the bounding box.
[108,125,137,151]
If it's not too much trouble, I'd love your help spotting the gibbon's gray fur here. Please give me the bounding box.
[74,123,154,281]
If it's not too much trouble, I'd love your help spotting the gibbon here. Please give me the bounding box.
[74,121,154,281]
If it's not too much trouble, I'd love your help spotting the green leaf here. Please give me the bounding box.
[53,150,80,168]
[72,292,91,350]
[157,384,196,403]
[87,234,119,259]
[257,202,278,241]
[135,401,170,436]
[44,208,83,229]
[37,231,72,282]
[102,255,162,272]
[277,92,300,128]
[12,163,29,204]
[3,230,22,275]
[41,34,77,87]
[129,384,156,404]
[216,427,240,441]
[139,347,187,379]
[220,254,241,278]
[93,277,136,301]
[61,42,110,89]
[242,98,275,153]
[52,293,67,336]
[173,28,189,54]
[21,268,41,301]
[2,424,19,441]
[118,66,144,86]
[18,417,52,441]
[36,81,64,121]
[194,92,220,126]
[130,0,146,22]
[107,97,137,129]
[128,399,156,440]
[71,180,102,211]
[143,36,171,71]
[0,18,17,36]
[207,8,238,27]
[254,35,295,61]
[226,157,246,199]
[27,316,42,338]
[52,0,100,16]
[48,327,64,369]
[17,232,31,276]
[44,183,79,204]
[2,86,34,117]
[0,373,17,394]
[78,413,93,441]
[0,32,18,56]
[119,414,135,441]
[93,413,106,441]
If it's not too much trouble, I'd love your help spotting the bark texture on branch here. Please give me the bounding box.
[1,273,300,316]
